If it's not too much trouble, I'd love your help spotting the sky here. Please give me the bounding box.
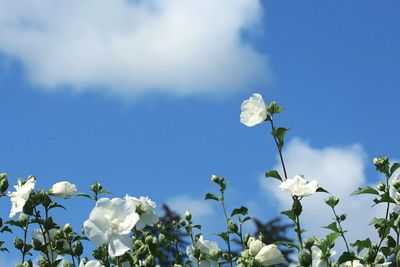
[0,0,400,265]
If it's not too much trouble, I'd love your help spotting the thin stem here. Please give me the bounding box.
[67,240,77,267]
[396,230,399,267]
[293,204,304,251]
[269,118,304,250]
[270,119,288,181]
[375,176,391,262]
[239,220,244,249]
[331,206,350,253]
[34,208,51,263]
[21,217,29,263]
[220,191,233,267]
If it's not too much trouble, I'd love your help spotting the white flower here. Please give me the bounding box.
[49,181,77,199]
[186,235,219,267]
[247,238,286,266]
[240,93,268,127]
[279,175,319,197]
[125,195,159,230]
[8,177,36,218]
[79,260,104,267]
[343,261,391,267]
[311,246,336,267]
[83,197,139,257]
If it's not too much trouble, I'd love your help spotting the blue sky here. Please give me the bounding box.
[0,1,399,265]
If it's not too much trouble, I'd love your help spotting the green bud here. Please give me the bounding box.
[145,235,154,245]
[376,182,386,192]
[228,220,238,233]
[55,239,65,250]
[298,251,312,266]
[339,214,347,221]
[73,240,83,256]
[304,238,315,250]
[375,254,385,264]
[393,179,400,190]
[211,175,219,183]
[145,255,154,266]
[14,237,24,250]
[90,182,102,193]
[19,214,29,226]
[179,219,187,227]
[64,223,73,234]
[0,173,9,195]
[54,229,64,239]
[184,210,192,221]
[134,239,143,249]
[373,157,390,175]
[325,196,340,208]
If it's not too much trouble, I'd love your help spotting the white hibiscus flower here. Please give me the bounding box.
[279,175,319,197]
[240,93,268,127]
[8,176,36,218]
[186,235,219,267]
[125,195,159,230]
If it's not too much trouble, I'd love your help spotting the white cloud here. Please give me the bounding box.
[0,0,270,97]
[166,195,214,220]
[261,138,384,253]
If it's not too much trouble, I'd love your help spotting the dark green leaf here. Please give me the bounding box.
[337,252,356,264]
[265,170,282,181]
[351,239,372,254]
[391,163,400,176]
[316,187,329,193]
[350,186,379,196]
[231,206,248,217]
[322,222,340,233]
[204,193,219,201]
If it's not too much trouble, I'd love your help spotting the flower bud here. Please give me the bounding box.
[339,214,347,221]
[73,240,83,256]
[376,254,385,263]
[14,237,24,250]
[211,175,219,183]
[134,239,143,249]
[393,179,400,190]
[0,173,9,195]
[145,255,154,266]
[19,214,28,226]
[90,182,102,193]
[64,223,73,234]
[304,238,315,250]
[325,196,339,208]
[49,181,77,199]
[376,182,386,192]
[228,220,238,233]
[373,157,390,175]
[145,235,154,245]
[54,229,64,239]
[184,210,192,221]
[298,250,312,266]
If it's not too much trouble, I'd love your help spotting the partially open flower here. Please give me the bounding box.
[8,176,36,218]
[279,175,318,197]
[49,181,77,199]
[79,259,104,267]
[247,238,286,266]
[240,93,268,127]
[125,195,159,230]
[83,198,139,257]
[186,235,219,267]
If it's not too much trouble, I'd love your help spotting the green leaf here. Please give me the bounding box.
[274,241,298,250]
[325,232,340,247]
[217,232,230,243]
[322,222,340,233]
[316,187,329,193]
[291,198,303,216]
[204,193,219,201]
[337,252,356,264]
[350,186,379,196]
[272,127,289,149]
[231,206,248,217]
[372,194,396,206]
[281,210,296,222]
[76,193,92,199]
[391,163,400,176]
[265,170,282,181]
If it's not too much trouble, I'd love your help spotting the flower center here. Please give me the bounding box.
[109,218,120,233]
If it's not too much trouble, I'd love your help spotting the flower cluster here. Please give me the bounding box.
[0,92,398,267]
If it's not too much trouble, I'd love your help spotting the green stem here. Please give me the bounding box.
[34,208,51,263]
[331,206,350,253]
[21,217,29,263]
[220,191,233,267]
[375,176,391,262]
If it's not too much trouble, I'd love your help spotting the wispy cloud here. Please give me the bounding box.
[0,0,270,98]
[166,195,214,221]
[261,138,383,252]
